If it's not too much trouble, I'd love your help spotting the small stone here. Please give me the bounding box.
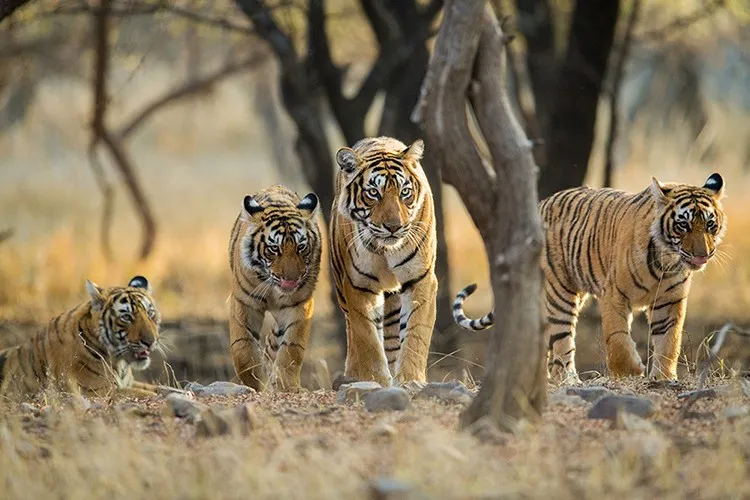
[414,381,473,405]
[723,405,750,421]
[588,395,655,421]
[196,403,260,437]
[332,374,360,391]
[565,386,615,403]
[336,381,382,404]
[677,388,717,400]
[400,380,428,396]
[364,387,411,412]
[369,477,420,500]
[187,381,254,397]
[20,403,37,414]
[371,421,398,437]
[166,393,207,422]
[548,393,588,408]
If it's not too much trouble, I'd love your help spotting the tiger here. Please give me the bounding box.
[228,184,321,391]
[453,173,726,382]
[330,136,438,387]
[0,276,162,398]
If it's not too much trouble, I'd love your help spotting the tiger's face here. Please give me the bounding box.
[86,275,161,370]
[241,192,320,293]
[650,173,726,271]
[336,138,427,251]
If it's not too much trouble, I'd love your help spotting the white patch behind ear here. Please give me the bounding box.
[402,139,425,162]
[243,195,264,217]
[86,279,105,312]
[703,172,725,199]
[649,177,670,204]
[336,147,359,173]
[128,275,152,294]
[297,193,318,217]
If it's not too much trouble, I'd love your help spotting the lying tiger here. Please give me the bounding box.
[453,173,726,382]
[0,276,162,398]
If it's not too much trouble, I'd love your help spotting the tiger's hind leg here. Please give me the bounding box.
[229,297,266,391]
[545,285,585,384]
[382,291,401,377]
[266,299,314,392]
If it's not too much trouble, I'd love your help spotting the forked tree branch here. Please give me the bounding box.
[89,0,156,260]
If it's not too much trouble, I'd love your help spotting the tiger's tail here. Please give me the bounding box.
[452,284,494,331]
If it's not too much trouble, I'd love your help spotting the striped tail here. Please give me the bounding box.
[452,284,494,331]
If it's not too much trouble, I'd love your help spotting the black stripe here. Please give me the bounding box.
[651,298,683,312]
[0,351,7,386]
[393,230,427,268]
[663,277,689,294]
[350,255,380,282]
[400,269,430,292]
[547,318,572,326]
[548,331,572,349]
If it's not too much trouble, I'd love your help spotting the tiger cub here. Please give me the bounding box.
[330,137,438,386]
[0,276,162,397]
[228,185,321,391]
[453,173,726,382]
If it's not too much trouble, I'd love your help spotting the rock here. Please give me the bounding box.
[364,387,410,412]
[614,412,659,432]
[196,403,260,437]
[565,386,615,403]
[185,381,254,397]
[371,422,398,438]
[332,374,360,391]
[723,405,750,421]
[587,395,655,421]
[677,388,717,400]
[399,380,427,396]
[647,379,685,391]
[414,381,473,405]
[166,393,207,422]
[20,402,37,414]
[548,393,589,408]
[369,477,422,500]
[464,416,510,446]
[336,381,382,404]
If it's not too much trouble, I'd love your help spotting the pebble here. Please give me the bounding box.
[587,395,655,421]
[336,381,382,404]
[196,403,260,437]
[185,381,254,397]
[565,386,614,403]
[166,393,207,422]
[364,387,411,412]
[332,374,360,391]
[414,381,473,405]
[369,477,422,500]
[723,405,749,421]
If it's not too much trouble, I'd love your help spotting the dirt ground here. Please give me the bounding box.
[0,375,748,500]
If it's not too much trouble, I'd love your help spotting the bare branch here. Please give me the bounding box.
[604,0,640,188]
[234,0,297,68]
[415,0,495,235]
[89,0,156,260]
[639,0,725,42]
[0,228,14,245]
[118,54,266,140]
[0,0,32,24]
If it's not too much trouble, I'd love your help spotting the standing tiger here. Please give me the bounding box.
[228,185,321,391]
[453,173,726,382]
[0,276,162,397]
[330,136,438,387]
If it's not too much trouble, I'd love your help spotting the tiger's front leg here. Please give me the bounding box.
[341,286,392,386]
[647,297,687,380]
[394,272,437,385]
[229,297,266,390]
[267,299,314,391]
[600,293,645,378]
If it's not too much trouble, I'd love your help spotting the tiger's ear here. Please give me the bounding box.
[86,279,105,312]
[703,172,724,200]
[401,139,424,162]
[336,147,360,173]
[128,275,152,294]
[297,193,318,217]
[649,177,671,205]
[243,195,265,217]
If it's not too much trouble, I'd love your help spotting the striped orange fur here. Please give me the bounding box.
[453,173,727,382]
[228,185,321,391]
[0,276,162,398]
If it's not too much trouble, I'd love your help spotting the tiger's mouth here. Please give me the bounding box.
[679,250,712,271]
[127,348,151,370]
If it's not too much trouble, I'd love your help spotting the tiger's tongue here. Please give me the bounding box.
[280,279,298,290]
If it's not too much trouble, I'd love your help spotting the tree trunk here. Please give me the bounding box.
[538,0,619,199]
[417,1,546,431]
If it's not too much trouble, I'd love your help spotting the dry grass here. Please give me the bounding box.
[0,377,749,500]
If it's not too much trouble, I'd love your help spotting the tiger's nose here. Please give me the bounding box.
[383,222,401,234]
